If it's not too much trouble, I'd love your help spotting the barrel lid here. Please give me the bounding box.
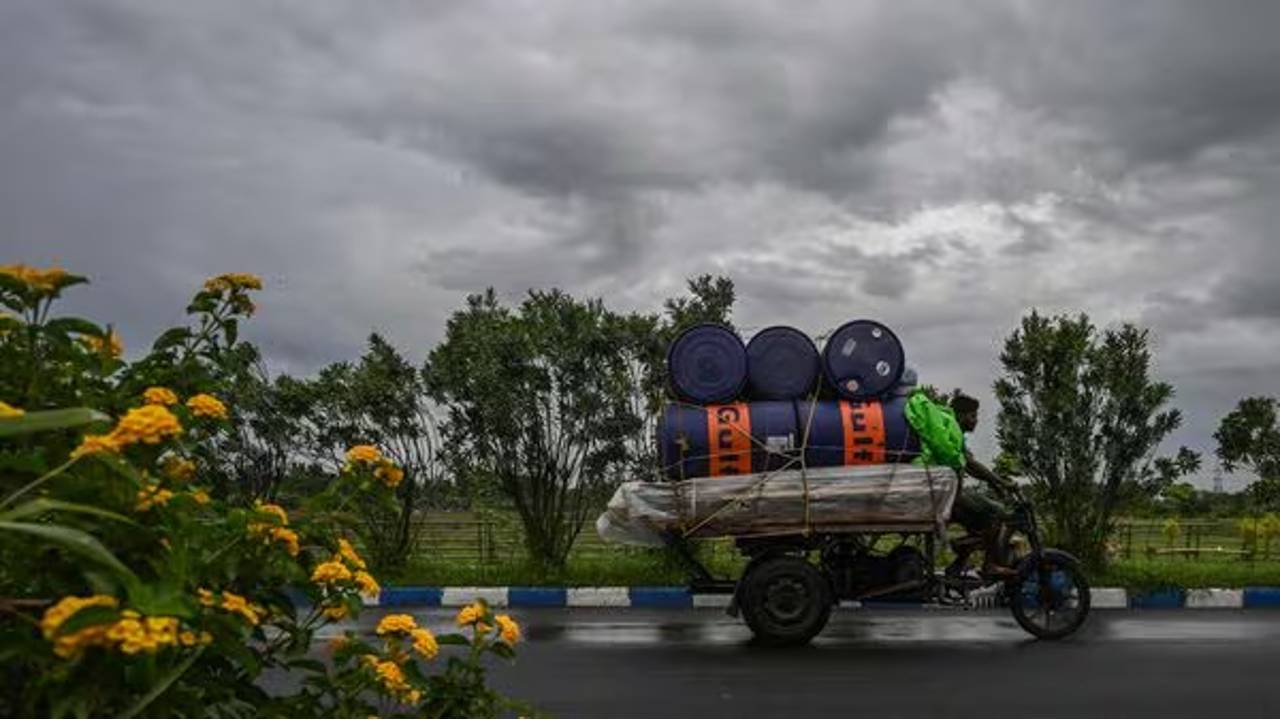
[746,325,819,400]
[821,319,906,399]
[667,323,747,404]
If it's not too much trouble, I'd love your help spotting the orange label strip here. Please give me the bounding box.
[840,400,886,465]
[707,403,752,476]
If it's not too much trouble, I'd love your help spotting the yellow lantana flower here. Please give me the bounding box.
[455,601,486,627]
[355,571,380,597]
[374,460,405,488]
[410,627,439,659]
[106,613,181,655]
[190,489,211,505]
[0,264,70,294]
[311,559,353,585]
[270,527,300,556]
[112,405,182,445]
[203,272,263,292]
[0,400,24,419]
[186,393,228,420]
[71,433,121,459]
[83,330,124,358]
[142,386,179,406]
[323,603,350,621]
[135,484,175,512]
[219,591,265,626]
[375,614,418,636]
[255,502,289,526]
[162,455,197,482]
[345,444,383,465]
[338,538,367,570]
[496,614,521,645]
[40,595,119,657]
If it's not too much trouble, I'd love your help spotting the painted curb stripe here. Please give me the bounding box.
[441,586,508,607]
[1185,588,1244,609]
[364,586,1280,609]
[567,587,630,607]
[1129,588,1185,609]
[629,586,692,608]
[509,587,568,607]
[379,587,442,607]
[1244,587,1280,608]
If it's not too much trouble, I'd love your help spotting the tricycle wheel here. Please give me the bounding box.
[1008,550,1091,640]
[739,555,832,646]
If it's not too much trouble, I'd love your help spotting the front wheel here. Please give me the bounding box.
[1008,550,1091,640]
[739,555,833,646]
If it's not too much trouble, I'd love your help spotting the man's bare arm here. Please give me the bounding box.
[964,450,1016,495]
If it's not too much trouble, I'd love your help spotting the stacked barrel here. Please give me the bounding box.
[659,321,921,480]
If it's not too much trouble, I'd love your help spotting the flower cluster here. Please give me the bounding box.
[82,330,124,358]
[200,588,266,626]
[344,444,405,488]
[186,393,228,420]
[142,386,179,406]
[40,595,119,658]
[135,482,175,512]
[203,273,263,293]
[0,264,70,294]
[162,455,197,482]
[40,596,208,659]
[311,537,379,620]
[362,654,422,705]
[248,502,299,556]
[72,404,185,460]
[456,601,520,646]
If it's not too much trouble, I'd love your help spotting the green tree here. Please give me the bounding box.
[276,334,445,572]
[993,311,1199,566]
[1215,396,1280,509]
[427,289,641,569]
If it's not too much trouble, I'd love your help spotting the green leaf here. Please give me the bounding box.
[152,327,192,352]
[436,633,470,646]
[127,583,195,619]
[45,317,104,338]
[0,408,111,438]
[54,604,120,637]
[0,498,139,526]
[488,641,516,660]
[224,318,238,346]
[121,646,205,719]
[0,521,140,591]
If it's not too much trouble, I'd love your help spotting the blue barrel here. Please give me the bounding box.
[659,401,800,480]
[667,323,747,404]
[794,396,920,467]
[821,319,905,399]
[746,326,820,400]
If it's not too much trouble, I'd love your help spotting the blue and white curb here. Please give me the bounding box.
[368,586,1280,609]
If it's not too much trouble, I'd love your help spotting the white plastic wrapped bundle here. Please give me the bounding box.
[597,464,959,547]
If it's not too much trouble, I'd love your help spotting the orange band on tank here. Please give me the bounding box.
[707,403,752,476]
[840,400,886,465]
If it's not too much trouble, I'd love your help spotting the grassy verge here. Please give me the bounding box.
[1094,558,1280,592]
[389,549,1280,592]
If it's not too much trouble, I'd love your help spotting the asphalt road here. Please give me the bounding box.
[320,607,1280,717]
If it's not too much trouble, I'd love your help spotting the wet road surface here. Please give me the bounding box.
[322,608,1280,717]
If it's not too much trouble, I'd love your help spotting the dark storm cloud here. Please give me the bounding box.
[3,0,1280,486]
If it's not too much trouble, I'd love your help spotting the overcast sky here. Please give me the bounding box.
[4,1,1278,488]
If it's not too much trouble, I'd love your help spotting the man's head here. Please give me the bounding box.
[950,393,980,433]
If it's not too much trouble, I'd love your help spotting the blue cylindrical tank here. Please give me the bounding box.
[746,325,820,400]
[658,401,800,480]
[821,319,906,400]
[794,396,920,467]
[667,323,747,404]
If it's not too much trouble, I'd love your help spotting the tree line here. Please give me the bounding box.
[206,277,1279,571]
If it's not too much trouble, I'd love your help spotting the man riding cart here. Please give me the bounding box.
[598,389,1092,646]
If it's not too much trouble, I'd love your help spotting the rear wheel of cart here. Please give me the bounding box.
[739,556,833,646]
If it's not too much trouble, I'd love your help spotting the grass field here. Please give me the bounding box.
[386,512,1280,590]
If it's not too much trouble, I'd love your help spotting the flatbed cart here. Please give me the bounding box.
[664,484,1092,646]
